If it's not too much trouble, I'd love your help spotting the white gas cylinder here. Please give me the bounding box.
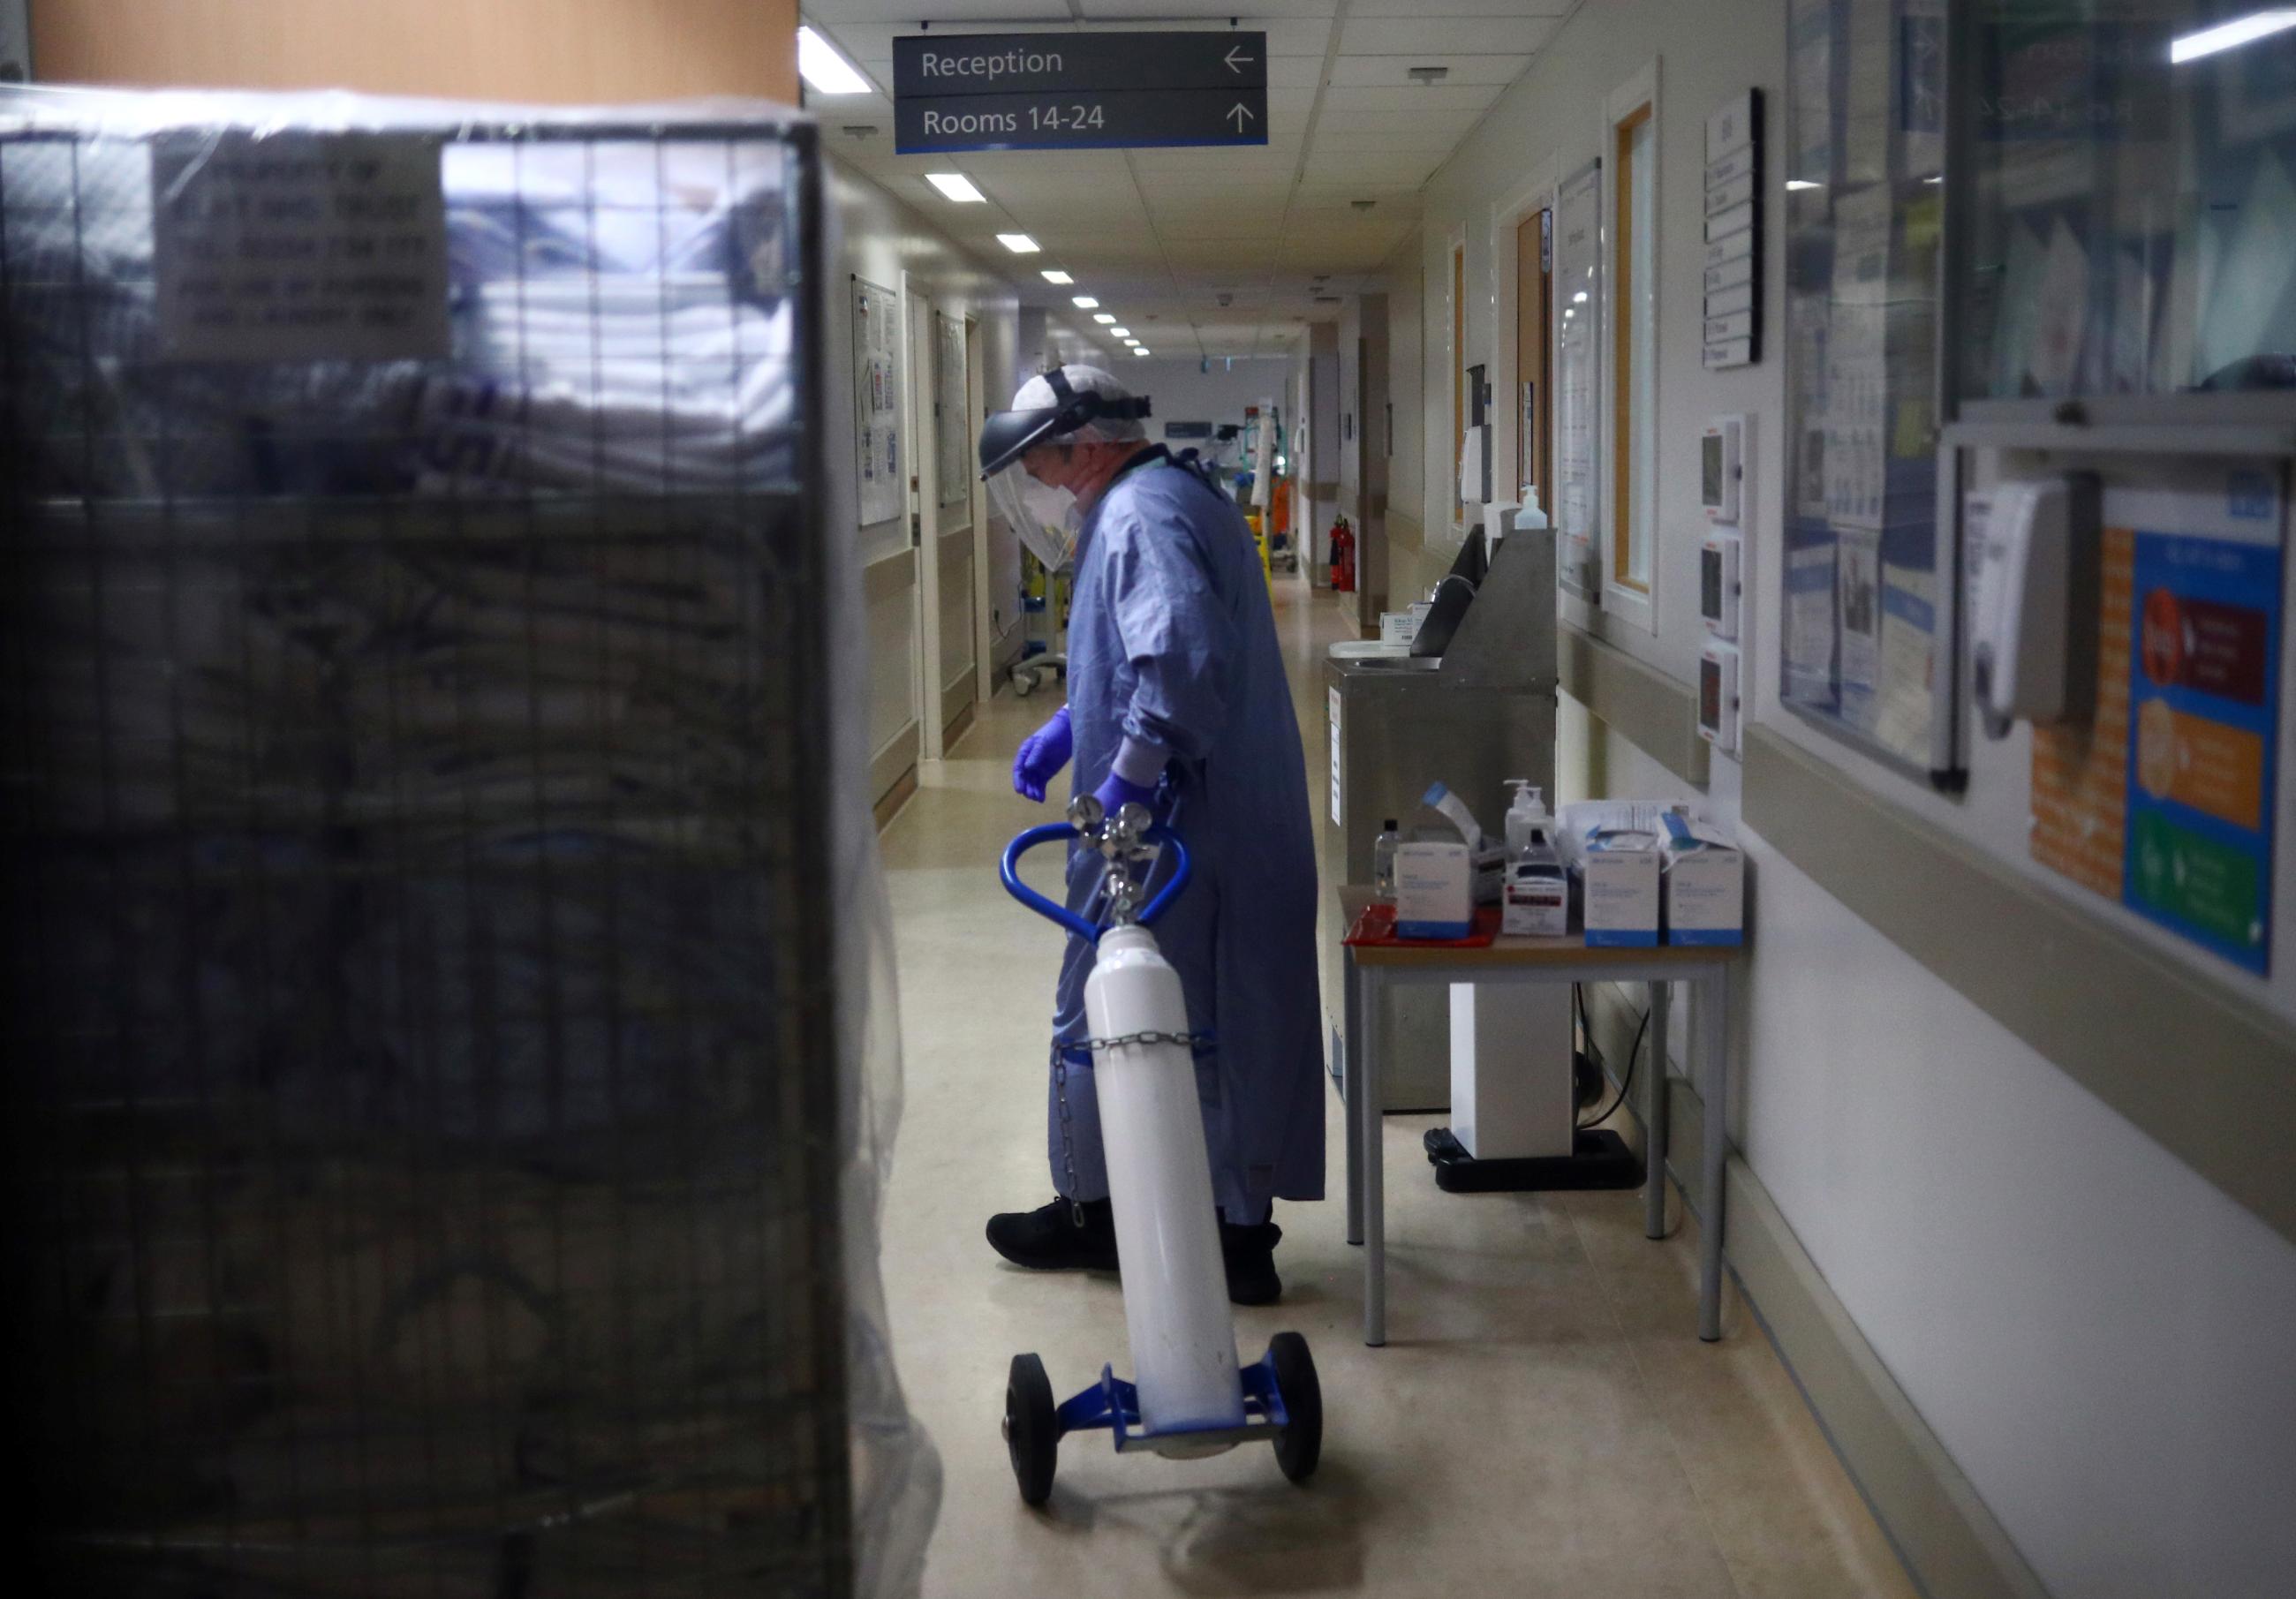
[1083,924,1246,1438]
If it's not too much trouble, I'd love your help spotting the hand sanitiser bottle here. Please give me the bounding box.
[1372,818,1402,905]
[1502,782,1568,937]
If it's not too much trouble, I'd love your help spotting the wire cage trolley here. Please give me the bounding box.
[0,88,883,1595]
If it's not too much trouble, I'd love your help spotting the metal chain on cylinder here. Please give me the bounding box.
[1050,1039,1085,1227]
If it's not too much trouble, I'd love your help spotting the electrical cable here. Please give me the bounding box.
[1577,993,1650,1130]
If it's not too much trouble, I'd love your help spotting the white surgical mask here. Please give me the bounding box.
[988,460,1083,570]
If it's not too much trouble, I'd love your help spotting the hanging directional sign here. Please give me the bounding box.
[892,31,1268,154]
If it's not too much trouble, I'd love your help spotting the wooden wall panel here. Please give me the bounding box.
[33,0,797,106]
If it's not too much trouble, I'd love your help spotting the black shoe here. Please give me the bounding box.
[1220,1219,1283,1306]
[987,1196,1120,1273]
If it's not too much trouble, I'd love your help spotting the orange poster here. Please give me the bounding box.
[2031,525,2133,898]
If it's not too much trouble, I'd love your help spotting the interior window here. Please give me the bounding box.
[1612,105,1657,593]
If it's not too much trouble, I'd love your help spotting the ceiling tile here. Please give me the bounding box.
[1074,18,1334,57]
[1348,0,1569,13]
[805,1,1071,22]
[1316,106,1487,134]
[1340,17,1560,55]
[1319,83,1502,114]
[1326,53,1530,88]
[1076,1,1340,20]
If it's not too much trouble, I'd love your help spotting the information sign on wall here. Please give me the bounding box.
[851,275,903,528]
[2030,461,2284,974]
[1703,90,1763,369]
[893,32,1267,154]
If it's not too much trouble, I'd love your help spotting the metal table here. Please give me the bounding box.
[1338,886,1741,1346]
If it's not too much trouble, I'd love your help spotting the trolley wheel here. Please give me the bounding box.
[1003,1353,1059,1506]
[1268,1332,1322,1484]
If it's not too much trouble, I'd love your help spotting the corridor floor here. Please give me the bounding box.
[875,573,1919,1599]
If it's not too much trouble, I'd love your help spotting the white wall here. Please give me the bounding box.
[824,157,1019,782]
[1125,354,1295,445]
[1416,3,2296,1595]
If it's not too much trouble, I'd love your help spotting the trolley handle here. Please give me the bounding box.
[1000,822,1193,944]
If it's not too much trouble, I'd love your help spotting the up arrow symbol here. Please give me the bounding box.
[1227,102,1256,131]
[1224,45,1255,72]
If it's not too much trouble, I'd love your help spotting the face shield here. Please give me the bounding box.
[986,456,1084,571]
[978,366,1151,572]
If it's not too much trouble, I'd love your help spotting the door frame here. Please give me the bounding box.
[966,315,993,705]
[1489,152,1563,524]
[902,271,946,760]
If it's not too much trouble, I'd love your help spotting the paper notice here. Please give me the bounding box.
[152,132,449,363]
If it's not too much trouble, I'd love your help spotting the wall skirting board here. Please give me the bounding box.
[1742,724,2296,1250]
[870,724,918,821]
[1579,986,2050,1599]
[1559,622,1710,787]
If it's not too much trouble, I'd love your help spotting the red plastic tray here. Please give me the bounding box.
[1343,902,1501,948]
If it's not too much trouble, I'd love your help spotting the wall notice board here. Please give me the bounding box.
[852,275,903,528]
[1781,0,1956,782]
[936,310,969,510]
[2030,462,2285,976]
[1553,159,1603,594]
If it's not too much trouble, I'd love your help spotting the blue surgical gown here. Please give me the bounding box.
[1049,451,1325,1218]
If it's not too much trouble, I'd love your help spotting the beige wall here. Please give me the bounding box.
[1401,1,2296,1593]
[33,0,797,104]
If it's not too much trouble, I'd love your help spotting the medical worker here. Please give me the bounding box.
[979,366,1323,1305]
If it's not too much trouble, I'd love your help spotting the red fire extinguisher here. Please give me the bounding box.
[1329,516,1356,592]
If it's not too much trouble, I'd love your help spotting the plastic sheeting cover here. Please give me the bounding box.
[0,86,937,1597]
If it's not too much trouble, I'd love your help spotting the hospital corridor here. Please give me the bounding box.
[876,577,1915,1598]
[4,5,2295,1599]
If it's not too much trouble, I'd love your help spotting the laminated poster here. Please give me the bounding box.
[152,132,450,364]
[2031,462,2284,974]
[1836,530,1882,730]
[853,276,903,528]
[1553,162,1604,563]
[938,311,970,509]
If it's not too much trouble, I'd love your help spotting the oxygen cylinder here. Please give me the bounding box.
[1083,924,1246,1437]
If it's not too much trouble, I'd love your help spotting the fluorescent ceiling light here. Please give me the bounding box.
[1071,295,1099,308]
[998,233,1041,254]
[797,26,872,95]
[1093,313,1117,324]
[2171,10,2296,63]
[1573,290,1588,303]
[1784,178,1823,191]
[1041,269,1074,284]
[1108,328,1131,337]
[925,172,986,203]
[1132,348,1151,357]
[1124,339,1142,348]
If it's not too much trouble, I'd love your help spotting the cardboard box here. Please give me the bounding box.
[1662,814,1744,945]
[1560,801,1671,947]
[1394,841,1473,939]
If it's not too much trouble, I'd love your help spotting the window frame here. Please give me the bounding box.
[1603,62,1661,633]
[1448,225,1469,531]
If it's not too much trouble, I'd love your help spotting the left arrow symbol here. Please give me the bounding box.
[1228,103,1256,131]
[1224,46,1255,72]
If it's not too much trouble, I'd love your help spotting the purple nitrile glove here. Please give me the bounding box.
[1091,769,1161,818]
[1012,705,1073,803]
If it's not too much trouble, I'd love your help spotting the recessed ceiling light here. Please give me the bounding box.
[1072,296,1099,309]
[797,26,872,95]
[1123,338,1142,347]
[925,172,986,203]
[2172,10,2296,64]
[1093,313,1116,325]
[1041,269,1074,284]
[997,233,1041,254]
[1132,349,1152,357]
[1785,178,1823,192]
[1108,328,1131,337]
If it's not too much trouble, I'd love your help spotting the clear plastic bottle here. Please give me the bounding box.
[1371,818,1402,904]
